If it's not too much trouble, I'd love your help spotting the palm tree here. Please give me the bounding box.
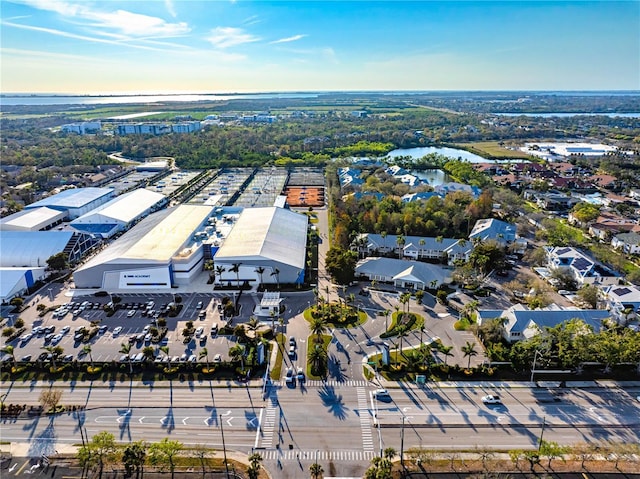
[383,447,396,460]
[229,345,245,370]
[308,344,327,375]
[254,266,265,289]
[199,347,210,369]
[42,345,63,370]
[247,453,263,479]
[419,325,425,345]
[309,462,324,479]
[396,234,406,259]
[214,265,226,284]
[439,344,454,366]
[309,316,328,342]
[1,345,16,368]
[229,263,242,288]
[397,326,409,358]
[160,345,170,368]
[120,342,133,374]
[142,346,155,362]
[271,268,280,290]
[246,317,263,344]
[83,345,94,367]
[383,309,391,332]
[461,341,478,369]
[400,292,411,313]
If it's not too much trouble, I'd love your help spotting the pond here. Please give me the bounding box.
[387,146,488,163]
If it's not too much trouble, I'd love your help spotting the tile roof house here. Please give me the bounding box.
[477,303,610,342]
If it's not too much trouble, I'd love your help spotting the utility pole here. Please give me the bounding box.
[538,416,546,451]
[220,414,230,478]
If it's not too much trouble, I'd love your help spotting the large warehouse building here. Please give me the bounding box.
[70,188,167,239]
[0,267,46,303]
[213,207,308,287]
[73,204,214,290]
[0,230,94,267]
[0,207,67,231]
[25,187,114,219]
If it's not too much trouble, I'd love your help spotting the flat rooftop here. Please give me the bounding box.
[124,204,212,261]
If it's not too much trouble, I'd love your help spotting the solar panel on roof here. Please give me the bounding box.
[613,287,632,296]
[556,247,571,255]
[572,258,592,271]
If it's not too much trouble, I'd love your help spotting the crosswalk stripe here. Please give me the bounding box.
[258,449,375,462]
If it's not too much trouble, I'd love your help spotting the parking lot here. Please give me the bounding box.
[6,292,246,365]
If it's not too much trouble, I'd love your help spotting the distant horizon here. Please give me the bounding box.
[1,1,638,92]
[2,89,640,97]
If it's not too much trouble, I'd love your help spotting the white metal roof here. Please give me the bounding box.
[76,205,213,270]
[215,207,308,269]
[0,207,66,231]
[70,188,165,225]
[26,187,113,210]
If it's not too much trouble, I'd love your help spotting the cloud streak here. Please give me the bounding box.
[1,20,186,52]
[206,27,260,49]
[270,34,306,44]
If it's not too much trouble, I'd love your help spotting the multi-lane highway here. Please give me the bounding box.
[2,376,639,478]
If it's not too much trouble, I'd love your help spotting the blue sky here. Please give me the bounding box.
[1,1,638,94]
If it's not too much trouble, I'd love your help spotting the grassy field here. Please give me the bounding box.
[454,141,536,160]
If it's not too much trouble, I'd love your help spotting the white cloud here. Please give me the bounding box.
[165,0,177,18]
[1,20,182,52]
[206,27,260,49]
[13,0,190,38]
[270,34,306,45]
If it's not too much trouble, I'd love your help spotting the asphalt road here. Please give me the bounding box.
[2,379,640,478]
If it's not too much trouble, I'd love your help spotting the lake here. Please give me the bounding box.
[387,146,488,163]
[410,169,451,186]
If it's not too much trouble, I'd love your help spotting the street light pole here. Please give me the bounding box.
[220,414,230,478]
[400,415,406,469]
[530,349,541,383]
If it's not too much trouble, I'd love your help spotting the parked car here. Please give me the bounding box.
[297,367,305,381]
[195,326,204,338]
[113,326,123,336]
[196,301,203,309]
[188,354,197,363]
[288,344,296,358]
[127,310,136,318]
[211,324,218,336]
[20,354,32,362]
[60,325,70,334]
[62,354,74,363]
[213,353,222,363]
